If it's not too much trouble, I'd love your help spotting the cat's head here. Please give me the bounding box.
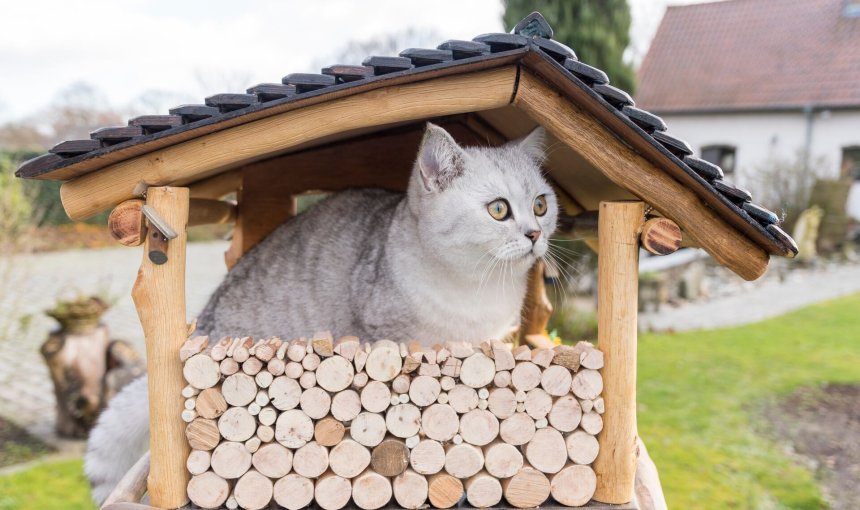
[408,123,558,273]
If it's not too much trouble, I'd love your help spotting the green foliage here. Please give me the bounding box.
[502,0,636,92]
[0,459,95,510]
[0,154,33,238]
[639,293,860,508]
[548,301,597,343]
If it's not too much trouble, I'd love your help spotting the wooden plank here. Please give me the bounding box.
[518,260,552,346]
[592,201,643,505]
[59,66,518,221]
[131,187,190,508]
[513,69,769,281]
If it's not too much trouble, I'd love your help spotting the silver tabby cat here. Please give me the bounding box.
[85,123,558,504]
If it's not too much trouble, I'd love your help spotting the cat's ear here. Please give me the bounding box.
[516,126,546,163]
[416,123,466,192]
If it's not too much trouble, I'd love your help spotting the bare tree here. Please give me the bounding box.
[47,82,124,144]
[748,149,828,228]
[310,28,441,71]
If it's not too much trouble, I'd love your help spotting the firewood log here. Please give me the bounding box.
[287,338,307,362]
[268,376,301,410]
[218,407,256,442]
[293,440,330,478]
[315,416,345,446]
[222,373,256,407]
[267,357,285,376]
[531,348,555,368]
[540,365,573,396]
[438,376,455,391]
[366,340,403,382]
[419,362,441,377]
[565,429,600,465]
[393,469,429,509]
[285,361,304,379]
[402,355,421,374]
[459,409,499,446]
[580,411,604,435]
[352,371,369,389]
[233,337,253,364]
[242,357,263,376]
[478,387,490,399]
[440,357,462,378]
[182,385,199,399]
[501,464,551,509]
[352,469,393,510]
[220,358,239,376]
[312,331,335,357]
[183,354,220,390]
[186,450,211,476]
[186,418,220,451]
[444,443,485,479]
[314,471,352,510]
[250,443,292,478]
[445,341,474,359]
[210,336,232,362]
[551,463,597,506]
[351,411,387,447]
[299,371,316,389]
[434,345,450,363]
[354,347,369,373]
[421,403,459,441]
[499,412,536,446]
[392,374,411,394]
[180,336,208,362]
[487,388,517,419]
[512,345,531,361]
[428,473,464,509]
[465,470,503,508]
[593,396,605,414]
[548,395,583,432]
[551,344,580,371]
[371,437,410,476]
[492,344,515,372]
[448,384,479,414]
[571,369,603,400]
[361,380,391,413]
[226,337,242,357]
[460,353,496,388]
[331,389,361,422]
[329,438,371,478]
[385,403,421,438]
[525,427,567,474]
[511,362,542,392]
[579,344,604,370]
[254,370,273,389]
[247,403,261,416]
[409,375,441,406]
[274,474,315,510]
[410,438,446,475]
[233,470,273,510]
[316,356,354,392]
[580,398,594,413]
[210,441,252,479]
[302,352,321,371]
[254,390,270,408]
[187,471,229,509]
[195,388,227,419]
[333,335,360,361]
[482,440,523,479]
[524,388,553,420]
[300,386,332,420]
[274,409,313,448]
[493,370,511,388]
[257,424,275,442]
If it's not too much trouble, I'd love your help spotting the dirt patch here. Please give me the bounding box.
[763,383,860,510]
[0,416,55,468]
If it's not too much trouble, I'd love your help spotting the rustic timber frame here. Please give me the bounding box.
[15,11,797,510]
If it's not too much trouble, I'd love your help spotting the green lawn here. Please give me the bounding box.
[0,458,94,510]
[639,293,860,509]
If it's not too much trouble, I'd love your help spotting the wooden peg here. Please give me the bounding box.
[640,216,682,255]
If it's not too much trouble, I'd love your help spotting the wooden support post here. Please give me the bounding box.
[592,200,643,504]
[132,186,191,508]
[517,260,552,347]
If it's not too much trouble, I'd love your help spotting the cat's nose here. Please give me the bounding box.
[525,230,541,244]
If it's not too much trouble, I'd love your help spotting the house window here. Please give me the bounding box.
[701,145,736,174]
[842,146,860,180]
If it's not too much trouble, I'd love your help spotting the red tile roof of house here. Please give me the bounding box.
[637,0,860,112]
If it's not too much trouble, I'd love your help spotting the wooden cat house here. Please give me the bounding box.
[16,11,797,510]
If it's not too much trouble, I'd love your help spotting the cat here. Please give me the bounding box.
[85,123,558,504]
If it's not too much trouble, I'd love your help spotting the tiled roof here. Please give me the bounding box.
[15,12,797,258]
[637,0,860,112]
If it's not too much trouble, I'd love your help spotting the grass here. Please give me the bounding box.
[638,293,860,509]
[0,417,54,468]
[0,458,94,510]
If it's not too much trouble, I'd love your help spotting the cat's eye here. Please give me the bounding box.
[534,195,548,216]
[487,199,510,221]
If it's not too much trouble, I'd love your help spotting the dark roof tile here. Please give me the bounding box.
[713,180,752,203]
[683,156,724,181]
[563,59,609,85]
[594,84,635,109]
[399,48,454,67]
[531,38,576,63]
[436,40,491,59]
[743,202,780,225]
[50,139,100,157]
[622,106,667,133]
[473,33,529,52]
[168,104,221,124]
[512,11,553,39]
[246,83,296,102]
[652,131,693,157]
[362,56,413,75]
[321,65,373,83]
[205,93,258,112]
[90,126,143,146]
[282,73,336,93]
[128,115,183,133]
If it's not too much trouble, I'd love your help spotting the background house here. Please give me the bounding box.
[637,0,860,226]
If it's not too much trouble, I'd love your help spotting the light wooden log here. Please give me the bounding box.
[439,376,456,391]
[352,371,369,389]
[428,473,464,509]
[499,412,535,446]
[316,355,354,392]
[312,331,335,357]
[491,388,524,420]
[315,416,346,446]
[409,375,441,406]
[222,373,256,407]
[254,370,273,388]
[581,348,605,370]
[512,345,530,361]
[293,441,330,478]
[210,441,252,479]
[385,403,421,438]
[183,354,219,390]
[268,376,301,410]
[551,345,580,371]
[287,339,307,362]
[285,361,304,379]
[274,474,314,510]
[440,357,462,378]
[361,380,391,413]
[181,385,199,399]
[640,216,682,255]
[459,409,499,446]
[219,358,239,376]
[331,389,361,422]
[242,356,263,376]
[419,363,441,377]
[352,469,393,510]
[185,418,220,451]
[549,395,583,432]
[257,424,275,442]
[275,409,313,448]
[299,370,316,389]
[108,199,146,246]
[572,369,604,400]
[354,347,369,373]
[593,396,605,414]
[302,352,321,371]
[233,470,273,510]
[180,336,208,362]
[186,450,211,476]
[195,388,227,420]
[232,337,253,363]
[465,470,503,508]
[315,471,352,510]
[493,370,511,388]
[566,430,600,465]
[448,384,479,414]
[410,439,445,475]
[581,411,604,435]
[524,427,567,474]
[329,438,371,478]
[421,403,459,442]
[531,348,555,368]
[580,398,594,413]
[333,335,360,361]
[511,362,541,391]
[393,469,429,510]
[251,443,292,478]
[524,388,553,420]
[366,340,403,382]
[392,374,411,394]
[300,386,332,419]
[402,355,421,374]
[482,440,523,480]
[180,409,197,423]
[540,365,573,397]
[218,407,256,442]
[351,411,387,447]
[187,472,229,509]
[551,463,597,507]
[460,353,496,388]
[267,357,285,376]
[501,464,550,509]
[371,437,410,476]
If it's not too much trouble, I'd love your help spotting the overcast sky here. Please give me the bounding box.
[0,0,707,123]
